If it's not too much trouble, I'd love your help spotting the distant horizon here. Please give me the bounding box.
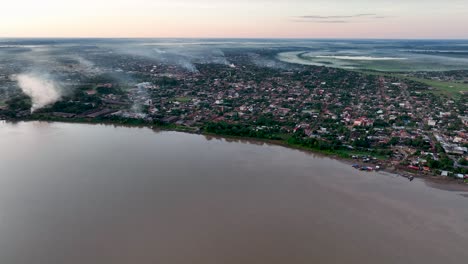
[1,1,467,39]
[1,37,468,41]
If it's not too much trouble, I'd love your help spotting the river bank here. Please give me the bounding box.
[3,117,468,191]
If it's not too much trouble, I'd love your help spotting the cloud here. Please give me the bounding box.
[297,14,377,19]
[292,13,392,23]
[295,20,348,24]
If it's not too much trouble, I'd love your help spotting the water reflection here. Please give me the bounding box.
[0,121,467,264]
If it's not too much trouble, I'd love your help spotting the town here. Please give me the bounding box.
[1,48,467,182]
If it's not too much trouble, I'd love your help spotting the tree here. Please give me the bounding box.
[388,137,400,146]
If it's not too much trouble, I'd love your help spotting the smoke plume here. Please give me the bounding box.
[14,73,62,112]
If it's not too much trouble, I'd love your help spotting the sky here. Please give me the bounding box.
[0,0,467,39]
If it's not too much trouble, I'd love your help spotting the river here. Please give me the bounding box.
[0,121,467,263]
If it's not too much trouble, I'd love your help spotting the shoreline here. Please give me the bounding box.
[4,118,468,192]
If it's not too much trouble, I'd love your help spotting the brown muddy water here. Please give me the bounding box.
[0,121,467,264]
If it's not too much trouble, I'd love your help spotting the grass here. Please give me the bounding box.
[404,77,468,98]
[356,70,468,99]
[288,55,468,98]
[173,97,192,103]
[285,142,389,160]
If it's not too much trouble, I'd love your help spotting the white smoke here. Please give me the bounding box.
[103,43,230,73]
[14,73,61,112]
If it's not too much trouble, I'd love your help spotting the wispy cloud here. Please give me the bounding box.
[301,20,348,24]
[298,14,377,19]
[292,13,391,23]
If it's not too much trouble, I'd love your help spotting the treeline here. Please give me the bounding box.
[426,156,454,171]
[45,101,96,114]
[288,134,392,158]
[5,95,31,111]
[385,136,432,151]
[287,134,342,151]
[0,95,32,118]
[426,156,468,174]
[204,122,282,140]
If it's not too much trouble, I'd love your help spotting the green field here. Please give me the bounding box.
[357,70,468,98]
[173,97,192,103]
[405,77,468,98]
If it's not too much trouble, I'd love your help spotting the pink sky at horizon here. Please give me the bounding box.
[1,0,467,39]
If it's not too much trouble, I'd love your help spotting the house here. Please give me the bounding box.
[52,112,76,118]
[161,116,179,124]
[353,117,374,127]
[96,83,113,89]
[461,116,468,126]
[443,145,467,155]
[85,109,118,118]
[427,119,437,126]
